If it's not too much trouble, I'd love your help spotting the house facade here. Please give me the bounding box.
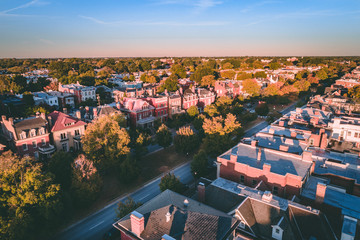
[58,82,96,103]
[48,111,86,152]
[120,98,155,128]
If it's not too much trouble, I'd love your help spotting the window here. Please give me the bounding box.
[60,133,67,140]
[62,143,68,152]
[41,138,46,146]
[309,138,314,146]
[273,186,279,195]
[32,141,37,148]
[348,131,351,137]
[240,175,245,183]
[20,131,26,139]
[275,228,280,234]
[30,129,36,137]
[355,132,359,138]
[252,179,257,186]
[22,144,28,151]
[75,129,80,136]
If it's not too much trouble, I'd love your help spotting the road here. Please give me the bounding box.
[56,100,301,240]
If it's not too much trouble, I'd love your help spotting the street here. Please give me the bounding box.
[55,100,300,240]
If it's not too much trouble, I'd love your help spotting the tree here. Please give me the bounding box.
[255,103,269,116]
[163,75,179,92]
[294,80,311,92]
[348,85,360,100]
[170,64,187,78]
[191,150,208,178]
[242,79,261,97]
[201,75,216,87]
[263,83,283,97]
[0,151,62,240]
[237,72,253,80]
[156,124,172,148]
[174,126,199,154]
[187,105,199,118]
[269,62,281,70]
[254,71,267,79]
[82,114,130,171]
[116,197,142,219]
[190,65,214,84]
[220,70,236,79]
[71,154,102,207]
[47,151,73,190]
[204,104,219,117]
[222,62,233,69]
[118,155,140,183]
[159,173,185,193]
[315,69,328,80]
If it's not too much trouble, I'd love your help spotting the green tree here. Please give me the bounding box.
[242,79,261,96]
[82,114,130,171]
[118,155,140,183]
[222,62,233,69]
[47,151,73,190]
[255,103,269,116]
[174,126,199,154]
[294,79,311,92]
[170,64,187,78]
[190,65,214,84]
[163,75,179,92]
[315,69,328,80]
[116,197,142,219]
[254,71,267,78]
[269,62,281,70]
[159,173,185,193]
[204,104,219,117]
[187,105,199,118]
[156,124,172,148]
[0,151,62,240]
[201,75,216,87]
[191,150,208,178]
[220,70,236,79]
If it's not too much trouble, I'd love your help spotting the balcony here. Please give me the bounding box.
[38,144,56,154]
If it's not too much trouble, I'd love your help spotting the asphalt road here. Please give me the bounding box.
[56,161,194,240]
[55,100,300,240]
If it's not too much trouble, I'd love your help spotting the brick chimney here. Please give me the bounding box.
[9,117,14,125]
[279,145,289,152]
[291,131,297,138]
[198,182,205,202]
[315,183,327,204]
[257,148,262,161]
[251,140,258,147]
[263,163,271,173]
[279,120,285,127]
[76,110,81,120]
[320,133,328,149]
[130,211,145,237]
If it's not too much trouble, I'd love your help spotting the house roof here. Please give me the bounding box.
[48,111,86,132]
[114,190,239,240]
[13,117,48,138]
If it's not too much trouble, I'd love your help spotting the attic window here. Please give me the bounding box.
[239,221,246,229]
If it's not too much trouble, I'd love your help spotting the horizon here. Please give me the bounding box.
[1,0,360,58]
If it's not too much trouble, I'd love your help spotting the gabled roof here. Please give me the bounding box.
[114,190,239,240]
[13,117,48,139]
[48,111,86,132]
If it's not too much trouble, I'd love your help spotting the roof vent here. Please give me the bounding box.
[262,191,273,202]
[184,199,189,207]
[165,211,171,222]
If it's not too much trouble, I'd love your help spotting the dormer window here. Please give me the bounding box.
[272,217,284,240]
[30,129,36,137]
[20,131,27,139]
[40,127,45,135]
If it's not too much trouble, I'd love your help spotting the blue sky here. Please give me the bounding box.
[1,0,360,57]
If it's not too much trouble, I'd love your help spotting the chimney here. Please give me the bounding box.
[279,120,285,127]
[257,148,262,161]
[269,128,275,134]
[165,89,168,95]
[2,115,6,121]
[251,140,258,147]
[198,182,205,202]
[183,199,189,208]
[165,211,171,223]
[230,154,237,162]
[130,211,145,237]
[291,131,297,138]
[76,110,81,120]
[48,116,52,128]
[179,87,183,95]
[320,133,328,149]
[315,183,327,204]
[63,107,68,114]
[311,117,319,125]
[263,163,271,172]
[9,117,14,125]
[40,112,46,120]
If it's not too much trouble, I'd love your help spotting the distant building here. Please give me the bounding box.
[58,82,96,103]
[181,87,198,110]
[33,91,59,108]
[46,91,76,108]
[120,98,155,128]
[196,88,216,110]
[143,95,168,122]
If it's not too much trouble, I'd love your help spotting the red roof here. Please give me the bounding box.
[48,111,86,132]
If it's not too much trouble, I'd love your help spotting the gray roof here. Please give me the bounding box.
[219,142,312,179]
[114,190,238,240]
[13,117,48,138]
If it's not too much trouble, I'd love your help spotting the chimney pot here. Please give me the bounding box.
[165,211,171,222]
[197,183,205,202]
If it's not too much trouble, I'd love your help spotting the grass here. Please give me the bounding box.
[67,145,190,227]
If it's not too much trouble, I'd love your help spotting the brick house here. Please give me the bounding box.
[196,88,216,110]
[214,80,242,98]
[167,92,183,118]
[1,114,55,159]
[143,95,168,122]
[58,82,96,104]
[46,91,76,108]
[217,134,314,198]
[48,111,86,152]
[120,98,155,128]
[181,87,198,110]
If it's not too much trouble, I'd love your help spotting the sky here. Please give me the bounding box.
[1,0,360,58]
